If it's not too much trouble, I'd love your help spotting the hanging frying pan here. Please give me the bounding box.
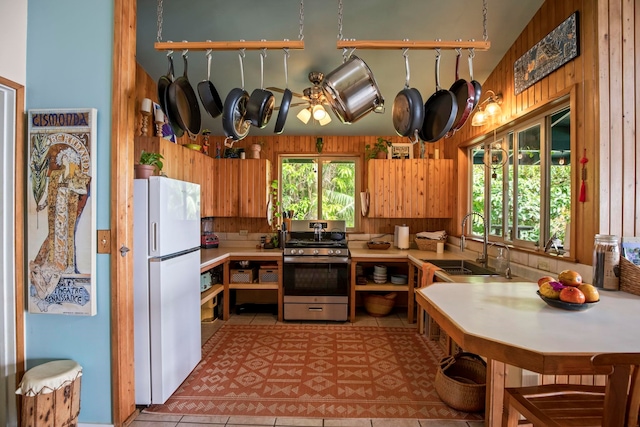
[166,50,201,139]
[197,47,223,119]
[392,48,424,137]
[157,52,184,138]
[222,50,250,141]
[420,49,458,142]
[468,47,482,110]
[246,49,275,129]
[447,48,475,134]
[274,49,292,134]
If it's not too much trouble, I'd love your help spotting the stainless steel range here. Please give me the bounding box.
[283,220,349,321]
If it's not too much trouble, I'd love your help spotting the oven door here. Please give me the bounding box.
[283,256,349,297]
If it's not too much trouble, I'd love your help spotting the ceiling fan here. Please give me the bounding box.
[268,71,333,126]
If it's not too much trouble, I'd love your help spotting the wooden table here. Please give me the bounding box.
[416,281,640,426]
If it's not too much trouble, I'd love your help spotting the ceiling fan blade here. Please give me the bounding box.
[266,87,305,98]
[289,102,310,108]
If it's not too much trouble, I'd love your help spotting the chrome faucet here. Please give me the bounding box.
[460,212,489,266]
[488,241,512,279]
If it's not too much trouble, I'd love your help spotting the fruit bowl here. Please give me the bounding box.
[536,291,599,311]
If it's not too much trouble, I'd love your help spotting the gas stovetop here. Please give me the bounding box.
[284,220,348,256]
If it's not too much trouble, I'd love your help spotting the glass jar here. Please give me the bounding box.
[592,234,620,290]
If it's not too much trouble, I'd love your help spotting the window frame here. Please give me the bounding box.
[278,153,362,232]
[468,99,572,253]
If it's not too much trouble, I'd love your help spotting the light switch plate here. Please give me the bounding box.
[537,260,550,271]
[239,230,248,236]
[97,230,111,254]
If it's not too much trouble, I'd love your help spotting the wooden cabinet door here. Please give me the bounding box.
[367,159,453,218]
[239,159,271,218]
[210,159,240,217]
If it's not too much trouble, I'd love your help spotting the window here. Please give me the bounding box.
[469,104,571,253]
[280,155,360,229]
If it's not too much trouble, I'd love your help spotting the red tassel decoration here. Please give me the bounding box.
[579,149,588,203]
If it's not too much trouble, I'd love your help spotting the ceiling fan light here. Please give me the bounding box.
[312,104,326,121]
[319,112,332,126]
[297,107,312,124]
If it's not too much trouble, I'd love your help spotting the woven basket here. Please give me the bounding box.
[435,352,487,413]
[363,292,397,317]
[415,238,446,251]
[620,257,640,296]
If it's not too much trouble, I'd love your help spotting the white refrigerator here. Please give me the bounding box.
[133,176,201,405]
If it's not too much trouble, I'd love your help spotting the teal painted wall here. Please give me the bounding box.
[25,0,114,423]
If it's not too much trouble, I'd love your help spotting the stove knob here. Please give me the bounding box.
[335,250,342,255]
[297,249,305,255]
[328,250,334,255]
[313,249,319,255]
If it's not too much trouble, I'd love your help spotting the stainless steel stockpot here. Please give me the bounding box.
[321,55,385,124]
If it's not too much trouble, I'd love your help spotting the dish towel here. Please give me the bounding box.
[416,230,447,240]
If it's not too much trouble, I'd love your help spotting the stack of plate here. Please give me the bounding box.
[373,265,387,284]
[390,274,408,285]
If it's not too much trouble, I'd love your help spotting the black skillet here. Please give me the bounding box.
[197,48,223,119]
[274,49,292,134]
[157,53,184,138]
[447,48,475,134]
[468,48,482,111]
[166,51,201,139]
[392,49,424,137]
[420,50,458,142]
[222,51,250,141]
[246,49,275,129]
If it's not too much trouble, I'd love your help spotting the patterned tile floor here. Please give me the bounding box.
[131,309,485,427]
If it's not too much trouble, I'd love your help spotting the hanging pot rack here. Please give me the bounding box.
[154,39,304,52]
[154,0,306,52]
[336,39,489,51]
[334,0,490,52]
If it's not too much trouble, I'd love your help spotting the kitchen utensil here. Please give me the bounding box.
[468,48,482,110]
[392,48,424,138]
[157,53,184,138]
[197,47,223,119]
[166,50,201,139]
[222,51,251,141]
[322,54,385,124]
[420,49,458,142]
[447,48,475,134]
[274,49,292,134]
[246,49,275,129]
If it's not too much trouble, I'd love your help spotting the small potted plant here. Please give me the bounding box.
[365,137,392,159]
[135,150,164,179]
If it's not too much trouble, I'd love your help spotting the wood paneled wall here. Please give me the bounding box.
[444,0,603,264]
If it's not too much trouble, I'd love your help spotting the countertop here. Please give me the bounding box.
[200,243,525,283]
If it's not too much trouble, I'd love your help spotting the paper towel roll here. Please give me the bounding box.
[397,225,410,249]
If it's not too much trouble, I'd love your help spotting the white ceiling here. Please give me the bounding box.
[136,0,545,137]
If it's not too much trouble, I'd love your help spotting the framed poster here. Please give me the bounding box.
[388,143,413,159]
[27,109,97,315]
[514,12,579,95]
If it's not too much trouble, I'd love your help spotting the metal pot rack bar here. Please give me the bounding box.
[336,39,490,51]
[154,40,305,52]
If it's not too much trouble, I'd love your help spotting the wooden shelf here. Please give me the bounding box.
[200,284,223,305]
[229,283,279,290]
[355,283,408,292]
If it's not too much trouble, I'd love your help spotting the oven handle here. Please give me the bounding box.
[284,256,350,264]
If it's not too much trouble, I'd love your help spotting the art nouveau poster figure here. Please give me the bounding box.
[27,109,97,315]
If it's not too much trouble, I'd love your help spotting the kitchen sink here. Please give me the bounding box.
[421,259,499,276]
